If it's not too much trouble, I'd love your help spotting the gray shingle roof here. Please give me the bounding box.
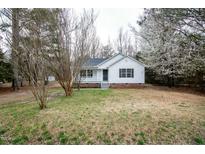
[83,58,107,67]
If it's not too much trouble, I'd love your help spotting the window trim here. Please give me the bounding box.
[127,68,134,78]
[87,70,93,78]
[80,70,86,78]
[119,68,134,78]
[119,69,126,78]
[80,70,93,78]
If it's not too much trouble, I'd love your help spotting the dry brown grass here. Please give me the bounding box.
[99,87,205,144]
[0,86,205,144]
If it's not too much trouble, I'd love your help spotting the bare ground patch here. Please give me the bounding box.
[0,82,62,105]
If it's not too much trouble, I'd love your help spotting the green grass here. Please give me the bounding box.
[12,135,29,144]
[194,137,204,145]
[0,87,205,144]
[0,88,112,144]
[0,137,5,144]
[0,126,7,135]
[58,131,69,144]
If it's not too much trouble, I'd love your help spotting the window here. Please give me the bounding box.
[119,68,134,78]
[80,70,93,78]
[87,70,93,78]
[119,69,126,78]
[127,69,134,78]
[80,70,86,77]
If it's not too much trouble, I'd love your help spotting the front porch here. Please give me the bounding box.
[80,69,109,83]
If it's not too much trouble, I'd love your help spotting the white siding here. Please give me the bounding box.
[98,54,124,69]
[48,76,55,81]
[96,69,102,81]
[108,57,145,83]
[79,54,145,84]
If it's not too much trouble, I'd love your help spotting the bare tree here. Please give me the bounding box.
[45,9,97,96]
[18,9,51,109]
[89,27,100,58]
[0,8,50,109]
[100,38,115,58]
[116,27,136,56]
[20,44,48,109]
[117,27,123,53]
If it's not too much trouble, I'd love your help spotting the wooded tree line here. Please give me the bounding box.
[132,8,205,88]
[0,47,13,82]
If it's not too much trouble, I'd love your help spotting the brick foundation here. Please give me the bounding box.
[110,83,144,88]
[75,83,144,88]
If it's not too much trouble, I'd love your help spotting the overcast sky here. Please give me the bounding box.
[1,8,144,52]
[94,8,144,44]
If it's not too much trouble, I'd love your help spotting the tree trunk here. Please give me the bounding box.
[195,71,203,88]
[63,80,73,96]
[64,85,73,96]
[167,76,172,88]
[39,99,47,109]
[32,83,47,110]
[44,76,49,85]
[28,77,31,86]
[20,80,23,87]
[12,78,19,90]
[172,76,175,87]
[39,100,47,110]
[11,8,20,91]
[77,80,81,91]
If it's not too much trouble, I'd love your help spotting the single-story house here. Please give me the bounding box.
[79,53,145,88]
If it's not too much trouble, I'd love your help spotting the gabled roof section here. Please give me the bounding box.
[82,53,146,69]
[107,54,146,68]
[83,58,107,67]
[125,55,146,67]
[96,53,121,67]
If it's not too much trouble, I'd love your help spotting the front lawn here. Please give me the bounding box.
[0,87,205,144]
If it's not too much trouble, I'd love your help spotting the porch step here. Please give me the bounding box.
[101,82,110,89]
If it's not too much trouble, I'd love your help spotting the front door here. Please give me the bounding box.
[103,69,108,81]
